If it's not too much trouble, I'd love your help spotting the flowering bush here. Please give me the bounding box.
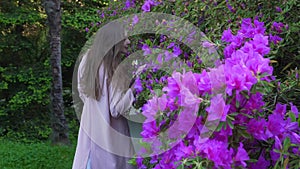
[133,18,299,169]
[85,0,300,168]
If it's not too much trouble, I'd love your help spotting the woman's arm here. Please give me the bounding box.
[77,53,89,102]
[109,87,135,118]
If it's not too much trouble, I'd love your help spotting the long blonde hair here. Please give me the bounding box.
[79,21,128,101]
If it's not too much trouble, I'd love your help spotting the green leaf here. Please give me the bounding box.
[283,137,291,152]
[236,100,240,108]
[289,111,297,122]
[239,129,252,139]
[216,122,225,132]
[227,119,234,129]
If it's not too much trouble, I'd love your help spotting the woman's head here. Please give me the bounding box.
[79,21,131,100]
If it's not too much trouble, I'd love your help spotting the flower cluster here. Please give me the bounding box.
[141,0,161,12]
[136,18,300,169]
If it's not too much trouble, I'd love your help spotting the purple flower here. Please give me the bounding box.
[247,118,269,140]
[274,103,287,116]
[124,0,131,9]
[136,156,147,169]
[272,22,285,33]
[164,51,174,62]
[124,0,135,10]
[249,153,270,169]
[163,74,181,98]
[275,6,282,12]
[132,15,139,26]
[206,94,229,122]
[202,41,217,54]
[226,3,235,13]
[85,27,89,32]
[196,70,211,95]
[110,10,117,16]
[266,113,285,137]
[100,12,105,18]
[142,44,152,55]
[225,60,256,96]
[221,28,234,42]
[234,143,250,167]
[251,34,270,56]
[224,43,236,58]
[269,34,282,44]
[134,78,143,94]
[141,1,151,12]
[254,19,266,34]
[141,120,160,138]
[174,141,194,160]
[274,136,282,150]
[290,102,299,118]
[208,64,226,93]
[173,46,182,57]
[195,139,234,168]
[186,60,193,68]
[285,24,289,30]
[160,35,166,43]
[167,42,175,49]
[242,18,252,27]
[270,147,280,164]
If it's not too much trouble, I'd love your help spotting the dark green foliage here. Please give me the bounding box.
[0,139,75,169]
[0,0,107,142]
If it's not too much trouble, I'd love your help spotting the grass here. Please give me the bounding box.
[0,138,76,169]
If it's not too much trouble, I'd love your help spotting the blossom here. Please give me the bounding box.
[290,102,299,118]
[206,94,229,122]
[251,34,270,55]
[141,0,159,12]
[272,21,285,33]
[174,141,194,160]
[134,77,143,94]
[202,41,217,54]
[186,60,193,68]
[100,12,105,18]
[234,143,250,167]
[142,44,152,55]
[195,70,211,95]
[247,118,269,140]
[275,6,282,12]
[225,56,257,95]
[136,156,147,169]
[221,28,234,42]
[132,15,139,26]
[141,120,160,138]
[249,153,270,169]
[208,64,226,93]
[269,34,282,44]
[167,42,175,49]
[254,19,266,34]
[164,51,174,62]
[223,43,236,58]
[141,1,151,12]
[173,45,182,57]
[266,113,285,137]
[195,139,234,168]
[124,0,135,10]
[273,103,287,116]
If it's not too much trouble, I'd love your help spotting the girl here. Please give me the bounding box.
[72,21,136,169]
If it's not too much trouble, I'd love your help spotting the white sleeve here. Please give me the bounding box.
[77,54,88,103]
[109,86,135,118]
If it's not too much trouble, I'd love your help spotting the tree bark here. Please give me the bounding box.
[44,0,70,145]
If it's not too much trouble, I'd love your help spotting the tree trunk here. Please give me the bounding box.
[44,0,70,145]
